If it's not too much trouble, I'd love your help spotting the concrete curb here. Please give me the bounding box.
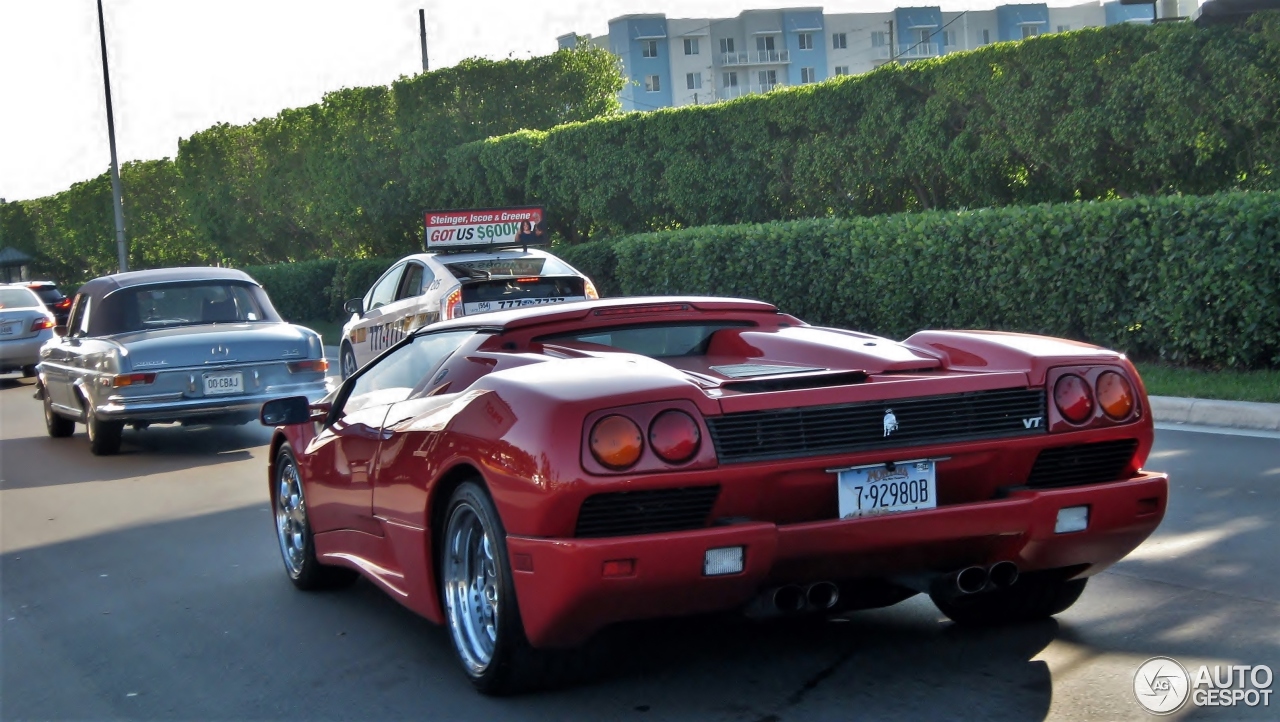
[1148,396,1280,432]
[320,344,1278,432]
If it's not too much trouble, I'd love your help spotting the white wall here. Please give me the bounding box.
[667,18,716,107]
[825,11,892,77]
[1048,2,1106,33]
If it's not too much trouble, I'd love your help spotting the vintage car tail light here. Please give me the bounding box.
[1096,371,1135,420]
[286,359,329,373]
[30,316,55,332]
[442,289,464,319]
[648,410,701,464]
[589,415,643,470]
[585,280,600,300]
[1053,374,1094,423]
[111,373,156,387]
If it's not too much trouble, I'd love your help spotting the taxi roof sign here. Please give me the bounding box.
[424,206,547,252]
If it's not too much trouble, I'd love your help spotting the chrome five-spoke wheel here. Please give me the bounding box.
[443,501,501,675]
[276,455,308,578]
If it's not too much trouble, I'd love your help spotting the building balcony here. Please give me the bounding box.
[720,49,791,66]
[720,82,787,99]
[875,43,940,60]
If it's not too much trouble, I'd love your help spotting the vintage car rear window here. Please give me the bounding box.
[539,322,752,358]
[0,288,42,308]
[97,282,271,334]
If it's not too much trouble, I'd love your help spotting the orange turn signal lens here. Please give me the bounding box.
[1053,374,1094,423]
[287,359,329,374]
[111,373,156,387]
[589,415,643,470]
[1096,371,1135,420]
[648,410,701,464]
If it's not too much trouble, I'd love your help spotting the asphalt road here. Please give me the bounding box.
[2,374,1278,721]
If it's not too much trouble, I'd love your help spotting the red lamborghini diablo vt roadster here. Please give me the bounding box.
[259,296,1167,694]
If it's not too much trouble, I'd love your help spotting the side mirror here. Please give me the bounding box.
[343,298,363,315]
[260,396,311,426]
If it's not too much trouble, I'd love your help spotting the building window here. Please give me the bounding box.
[832,32,847,49]
[645,74,661,92]
[916,29,932,48]
[723,71,738,87]
[834,65,849,76]
[871,31,888,48]
[719,37,735,54]
[943,30,956,47]
[758,69,777,87]
[1021,25,1039,39]
[982,29,991,44]
[1057,24,1071,33]
[684,38,699,55]
[756,35,776,52]
[642,40,658,58]
[798,33,813,50]
[800,67,816,83]
[686,72,702,90]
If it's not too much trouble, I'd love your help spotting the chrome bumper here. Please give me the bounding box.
[95,380,329,422]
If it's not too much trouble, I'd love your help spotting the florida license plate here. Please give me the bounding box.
[837,459,938,519]
[203,371,243,395]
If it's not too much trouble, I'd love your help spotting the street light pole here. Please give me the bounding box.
[97,0,128,273]
[419,9,429,72]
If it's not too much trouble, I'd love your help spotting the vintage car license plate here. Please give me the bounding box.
[0,321,16,336]
[837,460,938,519]
[463,296,586,314]
[203,371,243,395]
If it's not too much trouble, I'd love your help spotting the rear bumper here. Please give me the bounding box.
[94,380,329,422]
[507,472,1168,648]
[0,332,51,370]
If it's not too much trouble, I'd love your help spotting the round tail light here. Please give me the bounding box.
[648,410,701,464]
[589,415,643,469]
[1096,371,1135,420]
[1054,374,1094,423]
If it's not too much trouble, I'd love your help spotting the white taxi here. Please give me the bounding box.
[337,247,598,378]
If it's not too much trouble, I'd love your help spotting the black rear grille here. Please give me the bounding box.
[574,486,720,538]
[1026,439,1139,488]
[705,388,1046,464]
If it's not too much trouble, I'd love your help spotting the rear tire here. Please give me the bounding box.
[22,365,37,378]
[274,444,358,591]
[85,398,123,455]
[43,390,75,438]
[931,572,1088,626]
[440,481,586,695]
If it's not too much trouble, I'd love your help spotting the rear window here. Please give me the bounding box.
[446,256,577,279]
[538,322,752,358]
[0,288,41,308]
[96,282,272,334]
[31,287,65,304]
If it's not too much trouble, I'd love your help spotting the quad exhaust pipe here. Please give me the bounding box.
[951,566,989,595]
[806,581,840,610]
[758,581,841,616]
[772,585,807,613]
[988,560,1019,589]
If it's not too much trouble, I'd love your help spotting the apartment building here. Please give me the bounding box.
[557,1,1197,111]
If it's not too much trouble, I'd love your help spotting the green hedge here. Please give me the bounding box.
[559,191,1280,370]
[444,18,1280,242]
[242,257,396,323]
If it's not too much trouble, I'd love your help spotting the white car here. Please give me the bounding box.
[0,285,57,377]
[337,247,597,378]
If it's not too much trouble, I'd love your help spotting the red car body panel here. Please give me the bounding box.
[268,296,1168,648]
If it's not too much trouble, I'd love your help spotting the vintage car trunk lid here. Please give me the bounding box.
[113,323,316,370]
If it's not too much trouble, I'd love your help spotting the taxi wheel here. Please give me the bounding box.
[43,390,75,438]
[340,343,358,380]
[931,573,1088,626]
[84,397,123,456]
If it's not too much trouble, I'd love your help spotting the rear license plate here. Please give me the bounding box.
[203,371,243,395]
[463,296,586,314]
[837,460,938,519]
[0,322,17,336]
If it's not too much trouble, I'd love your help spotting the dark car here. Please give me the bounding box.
[25,281,72,328]
[261,295,1168,695]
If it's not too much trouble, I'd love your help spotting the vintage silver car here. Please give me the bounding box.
[37,267,330,455]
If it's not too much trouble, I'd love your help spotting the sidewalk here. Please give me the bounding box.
[323,346,1278,432]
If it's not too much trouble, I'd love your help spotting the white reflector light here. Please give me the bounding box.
[704,546,744,576]
[1055,505,1090,534]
